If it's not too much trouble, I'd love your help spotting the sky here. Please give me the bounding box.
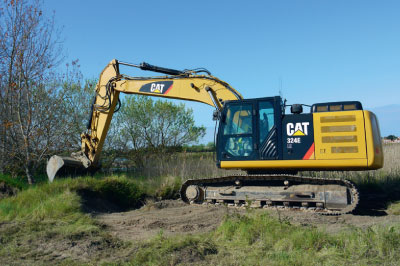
[43,0,400,141]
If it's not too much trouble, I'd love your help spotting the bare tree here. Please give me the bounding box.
[0,0,64,183]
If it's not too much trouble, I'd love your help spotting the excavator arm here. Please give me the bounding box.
[47,59,242,181]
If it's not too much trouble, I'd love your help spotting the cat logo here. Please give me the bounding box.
[150,83,165,93]
[139,81,173,94]
[286,122,309,136]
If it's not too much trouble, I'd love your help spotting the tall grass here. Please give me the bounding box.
[109,151,243,182]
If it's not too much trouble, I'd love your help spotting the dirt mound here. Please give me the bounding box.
[0,181,18,199]
[96,200,240,241]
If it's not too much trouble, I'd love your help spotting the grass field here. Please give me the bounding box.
[0,144,399,265]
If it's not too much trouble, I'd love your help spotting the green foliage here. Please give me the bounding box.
[0,176,145,222]
[183,142,216,152]
[120,96,206,150]
[91,177,145,209]
[0,174,28,190]
[385,134,398,141]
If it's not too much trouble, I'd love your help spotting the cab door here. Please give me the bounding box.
[258,99,280,160]
[217,97,282,163]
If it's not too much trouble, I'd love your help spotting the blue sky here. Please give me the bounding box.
[43,0,400,141]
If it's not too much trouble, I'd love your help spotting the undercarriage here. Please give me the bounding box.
[180,174,359,215]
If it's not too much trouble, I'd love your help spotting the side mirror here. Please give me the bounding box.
[291,104,303,114]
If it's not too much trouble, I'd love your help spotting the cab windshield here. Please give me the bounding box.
[222,104,253,157]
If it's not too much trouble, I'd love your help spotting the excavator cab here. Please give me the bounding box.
[217,96,282,165]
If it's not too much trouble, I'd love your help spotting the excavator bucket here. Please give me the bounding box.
[46,154,92,182]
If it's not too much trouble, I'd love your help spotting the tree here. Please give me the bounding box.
[61,69,96,146]
[0,0,64,183]
[119,96,206,166]
[385,135,398,141]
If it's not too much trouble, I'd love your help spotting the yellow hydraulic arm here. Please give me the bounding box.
[81,59,243,166]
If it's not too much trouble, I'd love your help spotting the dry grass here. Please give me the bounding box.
[129,151,243,182]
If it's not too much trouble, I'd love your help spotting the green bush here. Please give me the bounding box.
[0,176,146,222]
[0,174,28,190]
[93,177,145,208]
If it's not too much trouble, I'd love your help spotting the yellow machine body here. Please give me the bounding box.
[220,109,383,171]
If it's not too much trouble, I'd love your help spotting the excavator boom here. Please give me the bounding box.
[47,59,242,181]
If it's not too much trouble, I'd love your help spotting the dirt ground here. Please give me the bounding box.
[96,199,400,242]
[96,200,236,241]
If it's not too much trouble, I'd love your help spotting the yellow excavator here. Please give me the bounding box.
[47,59,383,215]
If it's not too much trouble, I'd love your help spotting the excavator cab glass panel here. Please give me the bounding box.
[258,99,279,159]
[259,101,275,144]
[221,103,254,158]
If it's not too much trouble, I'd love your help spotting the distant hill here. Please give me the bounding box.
[370,104,400,137]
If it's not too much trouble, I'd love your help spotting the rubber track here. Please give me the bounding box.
[180,174,359,215]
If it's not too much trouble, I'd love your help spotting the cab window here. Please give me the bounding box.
[259,101,275,144]
[222,104,253,157]
[223,104,253,135]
